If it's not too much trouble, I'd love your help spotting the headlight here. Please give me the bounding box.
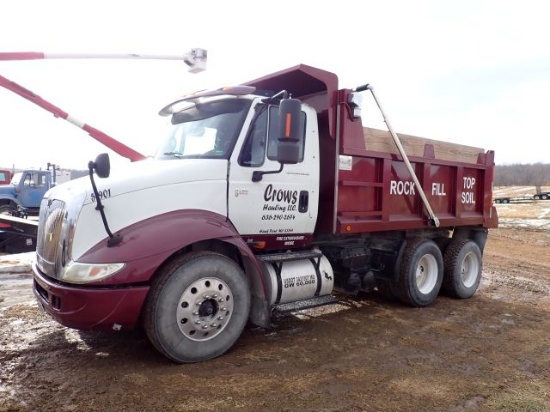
[61,262,125,284]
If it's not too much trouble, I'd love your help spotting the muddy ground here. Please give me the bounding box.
[1,224,549,411]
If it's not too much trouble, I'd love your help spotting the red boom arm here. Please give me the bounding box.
[0,49,207,161]
[0,73,146,162]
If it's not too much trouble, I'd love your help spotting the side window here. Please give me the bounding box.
[36,174,46,187]
[266,106,307,162]
[23,174,33,187]
[239,108,268,167]
[239,104,307,167]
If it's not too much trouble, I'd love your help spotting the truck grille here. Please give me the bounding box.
[36,199,66,278]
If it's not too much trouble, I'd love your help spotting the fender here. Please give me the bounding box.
[78,209,268,297]
[0,194,20,207]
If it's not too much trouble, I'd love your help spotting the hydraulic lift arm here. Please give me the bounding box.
[354,84,440,227]
[0,49,207,162]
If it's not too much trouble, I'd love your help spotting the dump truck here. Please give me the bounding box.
[0,169,12,185]
[2,58,498,363]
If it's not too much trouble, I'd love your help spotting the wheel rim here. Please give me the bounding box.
[461,251,479,288]
[415,254,438,294]
[176,277,233,342]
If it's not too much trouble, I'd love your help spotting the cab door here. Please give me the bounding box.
[228,103,319,243]
[19,172,48,208]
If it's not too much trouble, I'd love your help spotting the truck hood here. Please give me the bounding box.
[45,157,229,206]
[43,157,230,261]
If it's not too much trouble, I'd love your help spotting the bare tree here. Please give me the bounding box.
[494,163,550,186]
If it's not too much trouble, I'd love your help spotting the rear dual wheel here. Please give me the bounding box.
[393,239,444,307]
[377,238,482,306]
[442,239,482,299]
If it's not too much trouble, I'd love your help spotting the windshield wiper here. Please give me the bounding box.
[163,151,184,158]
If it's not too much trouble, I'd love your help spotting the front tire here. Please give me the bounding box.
[144,251,251,363]
[442,239,482,299]
[0,205,16,215]
[394,239,443,307]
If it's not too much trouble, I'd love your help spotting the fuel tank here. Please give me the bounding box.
[260,253,334,305]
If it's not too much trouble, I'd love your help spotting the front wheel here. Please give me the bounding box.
[0,205,16,215]
[144,251,251,363]
[442,239,482,299]
[394,239,443,307]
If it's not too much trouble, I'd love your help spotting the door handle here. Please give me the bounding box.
[298,190,309,213]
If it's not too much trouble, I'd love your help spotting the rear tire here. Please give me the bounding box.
[542,194,549,200]
[144,251,251,363]
[394,239,443,307]
[442,239,482,299]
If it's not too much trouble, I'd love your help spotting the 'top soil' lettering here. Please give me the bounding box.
[462,177,476,204]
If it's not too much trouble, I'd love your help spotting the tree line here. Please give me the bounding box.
[494,163,550,187]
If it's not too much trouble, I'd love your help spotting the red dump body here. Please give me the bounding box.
[333,128,497,234]
[246,64,498,236]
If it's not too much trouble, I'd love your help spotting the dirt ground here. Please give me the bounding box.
[1,206,549,411]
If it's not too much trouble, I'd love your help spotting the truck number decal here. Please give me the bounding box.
[261,214,296,221]
[91,189,112,203]
[339,155,352,171]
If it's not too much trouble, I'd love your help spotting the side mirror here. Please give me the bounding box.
[277,98,303,164]
[89,153,111,178]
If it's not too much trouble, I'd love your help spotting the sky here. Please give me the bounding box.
[1,0,549,170]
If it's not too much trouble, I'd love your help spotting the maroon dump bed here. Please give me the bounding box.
[246,64,498,235]
[333,126,498,234]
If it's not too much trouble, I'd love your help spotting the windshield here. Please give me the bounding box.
[10,172,22,186]
[155,97,252,160]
